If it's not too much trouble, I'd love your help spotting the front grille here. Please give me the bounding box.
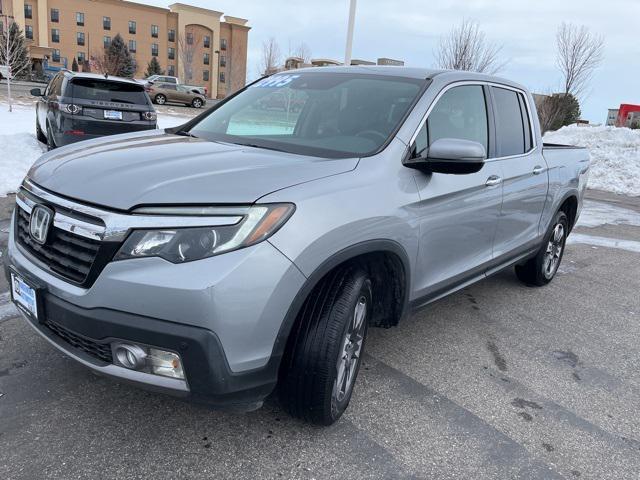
[44,319,113,364]
[16,206,101,284]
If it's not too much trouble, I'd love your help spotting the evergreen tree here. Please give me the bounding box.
[0,22,31,80]
[145,57,164,77]
[103,33,136,77]
[548,93,581,131]
[71,58,79,72]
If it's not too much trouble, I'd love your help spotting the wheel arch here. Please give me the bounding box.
[270,240,412,364]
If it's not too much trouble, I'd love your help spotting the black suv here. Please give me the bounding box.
[31,71,157,149]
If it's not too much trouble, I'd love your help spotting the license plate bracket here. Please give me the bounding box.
[9,269,43,321]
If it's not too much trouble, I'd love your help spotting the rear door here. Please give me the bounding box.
[410,84,503,299]
[490,86,548,260]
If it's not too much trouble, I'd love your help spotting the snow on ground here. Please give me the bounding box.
[0,103,191,197]
[544,125,640,197]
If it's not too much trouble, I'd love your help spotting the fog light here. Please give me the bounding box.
[110,343,185,380]
[113,343,147,370]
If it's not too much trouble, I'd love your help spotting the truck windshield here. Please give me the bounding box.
[189,72,426,158]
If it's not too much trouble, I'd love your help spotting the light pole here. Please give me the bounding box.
[344,0,357,66]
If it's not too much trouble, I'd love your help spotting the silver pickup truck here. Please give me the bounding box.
[6,67,589,425]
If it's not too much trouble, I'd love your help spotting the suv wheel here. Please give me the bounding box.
[154,94,166,105]
[515,210,568,286]
[279,266,372,425]
[36,119,46,143]
[191,98,203,108]
[46,122,56,150]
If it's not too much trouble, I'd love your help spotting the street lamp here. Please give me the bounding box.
[344,0,357,66]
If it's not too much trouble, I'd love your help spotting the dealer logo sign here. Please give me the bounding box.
[29,205,53,245]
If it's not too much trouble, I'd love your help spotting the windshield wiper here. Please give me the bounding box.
[233,141,287,153]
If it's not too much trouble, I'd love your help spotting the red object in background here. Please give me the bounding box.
[616,104,640,127]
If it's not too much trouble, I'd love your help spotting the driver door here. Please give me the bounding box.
[410,84,503,300]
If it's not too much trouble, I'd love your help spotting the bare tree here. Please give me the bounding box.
[288,41,311,63]
[435,20,505,74]
[178,31,202,83]
[0,17,31,112]
[556,22,604,98]
[260,37,281,75]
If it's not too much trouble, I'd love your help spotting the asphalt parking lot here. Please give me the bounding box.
[1,190,639,479]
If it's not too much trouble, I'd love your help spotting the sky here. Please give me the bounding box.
[137,0,637,123]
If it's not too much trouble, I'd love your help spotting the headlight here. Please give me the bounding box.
[114,203,294,263]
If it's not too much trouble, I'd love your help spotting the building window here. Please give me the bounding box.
[203,35,210,48]
[129,40,137,53]
[168,29,176,42]
[51,8,59,23]
[219,72,225,83]
[103,17,111,30]
[77,32,85,46]
[25,25,33,40]
[77,52,85,63]
[151,43,158,57]
[203,53,210,65]
[103,36,111,48]
[76,12,84,26]
[203,70,209,82]
[167,65,175,76]
[220,38,227,50]
[219,55,226,67]
[24,4,32,19]
[186,32,193,45]
[151,25,158,38]
[167,47,175,60]
[52,49,61,62]
[51,29,60,43]
[129,21,136,34]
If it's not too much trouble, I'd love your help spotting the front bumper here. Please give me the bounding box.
[6,207,306,409]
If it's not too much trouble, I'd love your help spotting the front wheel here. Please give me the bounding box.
[279,266,372,425]
[515,210,568,286]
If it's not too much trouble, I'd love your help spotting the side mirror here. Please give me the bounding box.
[30,88,43,96]
[405,138,486,174]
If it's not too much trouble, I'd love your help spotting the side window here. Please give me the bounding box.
[426,85,488,153]
[517,92,533,152]
[492,87,526,157]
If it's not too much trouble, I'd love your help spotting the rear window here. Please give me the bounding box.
[68,79,148,105]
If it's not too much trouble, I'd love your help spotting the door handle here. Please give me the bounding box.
[485,175,502,187]
[532,165,545,175]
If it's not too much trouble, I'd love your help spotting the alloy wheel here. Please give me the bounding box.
[543,223,565,279]
[333,296,367,405]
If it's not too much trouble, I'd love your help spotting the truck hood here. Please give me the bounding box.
[28,130,359,210]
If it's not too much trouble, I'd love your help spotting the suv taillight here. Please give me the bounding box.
[60,103,81,114]
[142,111,157,121]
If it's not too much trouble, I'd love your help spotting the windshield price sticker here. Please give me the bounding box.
[252,74,300,88]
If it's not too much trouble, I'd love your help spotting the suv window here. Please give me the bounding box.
[492,87,527,157]
[68,79,149,104]
[423,85,488,154]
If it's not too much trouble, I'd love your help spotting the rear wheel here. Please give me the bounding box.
[154,94,166,105]
[279,266,372,425]
[515,211,568,286]
[46,122,56,151]
[191,98,203,108]
[36,119,46,143]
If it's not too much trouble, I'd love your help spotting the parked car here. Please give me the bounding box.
[31,71,157,150]
[149,83,206,108]
[7,67,589,426]
[144,74,207,97]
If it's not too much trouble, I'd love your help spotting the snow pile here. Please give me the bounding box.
[544,125,640,196]
[0,103,191,197]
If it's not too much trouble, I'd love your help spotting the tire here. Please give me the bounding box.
[36,119,46,143]
[46,122,56,151]
[279,266,372,425]
[154,94,166,105]
[515,210,568,286]
[191,98,203,108]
